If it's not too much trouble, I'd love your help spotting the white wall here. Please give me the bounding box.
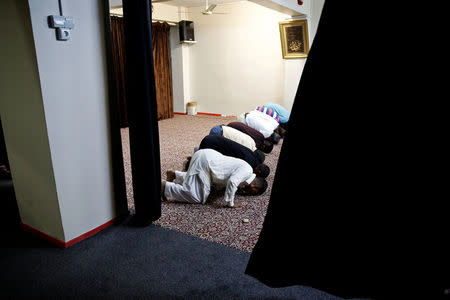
[249,0,308,17]
[168,0,324,115]
[109,0,122,7]
[282,0,324,112]
[110,0,324,115]
[26,0,117,242]
[184,1,291,115]
[0,0,65,241]
[152,3,182,23]
[170,25,192,113]
[309,0,325,45]
[0,0,117,243]
[283,59,306,111]
[110,2,181,24]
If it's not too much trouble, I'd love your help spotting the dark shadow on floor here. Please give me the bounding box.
[0,208,370,299]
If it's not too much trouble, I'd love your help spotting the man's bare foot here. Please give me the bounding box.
[166,170,176,182]
[226,202,243,208]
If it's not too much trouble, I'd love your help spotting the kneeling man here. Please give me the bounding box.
[162,149,268,208]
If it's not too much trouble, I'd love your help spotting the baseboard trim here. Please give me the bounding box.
[174,112,236,117]
[20,218,117,248]
[197,112,222,117]
[20,223,66,247]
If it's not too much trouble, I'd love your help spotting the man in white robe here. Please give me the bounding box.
[244,110,279,138]
[162,149,267,208]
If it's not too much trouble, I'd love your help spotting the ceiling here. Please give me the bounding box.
[152,0,244,8]
[110,0,305,18]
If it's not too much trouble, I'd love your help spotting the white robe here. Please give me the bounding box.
[244,110,279,138]
[164,149,256,207]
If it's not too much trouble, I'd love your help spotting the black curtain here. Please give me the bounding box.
[102,0,129,218]
[246,1,447,299]
[122,0,161,224]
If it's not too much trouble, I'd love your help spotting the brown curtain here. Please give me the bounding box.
[111,16,128,128]
[152,22,174,120]
[111,18,173,124]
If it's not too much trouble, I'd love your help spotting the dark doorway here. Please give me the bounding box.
[0,118,20,236]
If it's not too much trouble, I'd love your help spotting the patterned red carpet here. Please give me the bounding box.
[121,114,282,252]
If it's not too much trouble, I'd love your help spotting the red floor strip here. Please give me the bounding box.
[20,218,116,248]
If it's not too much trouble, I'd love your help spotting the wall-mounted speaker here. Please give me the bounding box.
[179,20,195,43]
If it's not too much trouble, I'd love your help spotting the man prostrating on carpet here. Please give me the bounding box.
[161,149,267,208]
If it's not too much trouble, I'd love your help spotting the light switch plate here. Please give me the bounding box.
[48,15,66,28]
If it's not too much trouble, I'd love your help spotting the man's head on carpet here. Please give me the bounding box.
[261,140,274,154]
[254,163,269,179]
[254,149,265,164]
[267,132,280,144]
[237,177,268,196]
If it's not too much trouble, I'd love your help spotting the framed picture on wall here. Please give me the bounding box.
[279,19,309,59]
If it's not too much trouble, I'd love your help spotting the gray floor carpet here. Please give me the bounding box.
[0,215,355,299]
